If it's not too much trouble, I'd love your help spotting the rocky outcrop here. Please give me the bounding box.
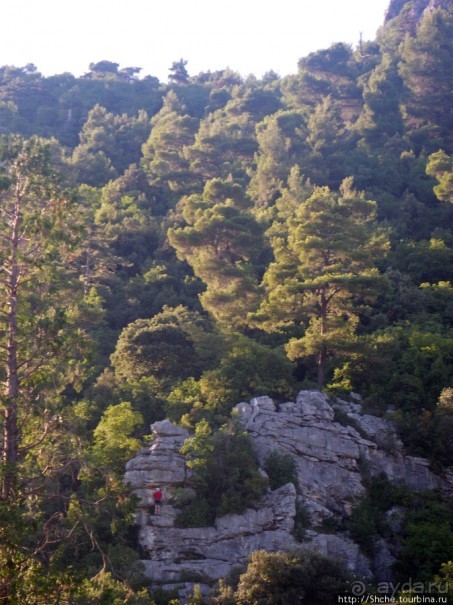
[235,392,447,523]
[124,420,189,506]
[138,483,299,586]
[124,391,452,595]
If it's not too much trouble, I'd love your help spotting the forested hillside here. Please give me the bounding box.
[1,0,452,602]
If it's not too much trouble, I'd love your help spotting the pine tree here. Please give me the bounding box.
[168,179,265,329]
[258,177,389,385]
[399,7,453,150]
[0,136,87,499]
[426,149,453,203]
[141,91,199,198]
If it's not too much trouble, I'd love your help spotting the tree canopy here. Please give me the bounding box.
[0,1,452,600]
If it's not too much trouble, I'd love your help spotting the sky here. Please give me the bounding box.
[1,0,390,82]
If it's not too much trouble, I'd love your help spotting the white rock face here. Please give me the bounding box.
[236,391,448,521]
[124,390,452,594]
[138,483,299,585]
[124,421,189,510]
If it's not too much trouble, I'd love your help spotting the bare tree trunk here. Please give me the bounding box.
[317,347,326,388]
[317,290,328,388]
[1,196,22,501]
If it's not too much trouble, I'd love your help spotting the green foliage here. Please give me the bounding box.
[398,7,453,150]
[263,450,299,490]
[71,571,155,604]
[247,109,308,216]
[283,42,360,112]
[141,90,199,198]
[165,331,296,426]
[393,491,453,584]
[391,238,453,285]
[397,386,453,472]
[0,502,74,604]
[355,54,404,143]
[95,164,160,271]
[90,402,143,473]
[438,387,453,411]
[173,499,214,529]
[349,473,409,555]
[187,584,206,605]
[198,336,296,418]
[259,177,389,385]
[111,305,217,387]
[293,502,312,542]
[215,549,350,605]
[0,423,148,603]
[333,318,453,420]
[169,59,190,85]
[0,135,93,499]
[168,179,265,329]
[1,8,453,595]
[433,562,453,603]
[427,150,453,203]
[112,319,195,383]
[185,86,263,184]
[0,63,162,146]
[347,476,453,585]
[176,422,267,526]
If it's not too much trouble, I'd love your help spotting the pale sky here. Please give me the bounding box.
[2,0,390,81]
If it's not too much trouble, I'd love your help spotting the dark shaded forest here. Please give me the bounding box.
[0,0,452,602]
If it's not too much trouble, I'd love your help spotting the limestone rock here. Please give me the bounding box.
[139,483,299,585]
[372,539,398,583]
[303,531,371,578]
[124,423,189,508]
[125,390,452,597]
[235,391,450,521]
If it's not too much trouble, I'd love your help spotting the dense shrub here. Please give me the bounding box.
[210,549,350,605]
[263,449,299,490]
[393,491,453,584]
[175,421,268,526]
[349,473,408,555]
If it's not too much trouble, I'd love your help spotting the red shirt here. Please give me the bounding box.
[153,490,163,502]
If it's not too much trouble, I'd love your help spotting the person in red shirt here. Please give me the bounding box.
[152,486,163,515]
